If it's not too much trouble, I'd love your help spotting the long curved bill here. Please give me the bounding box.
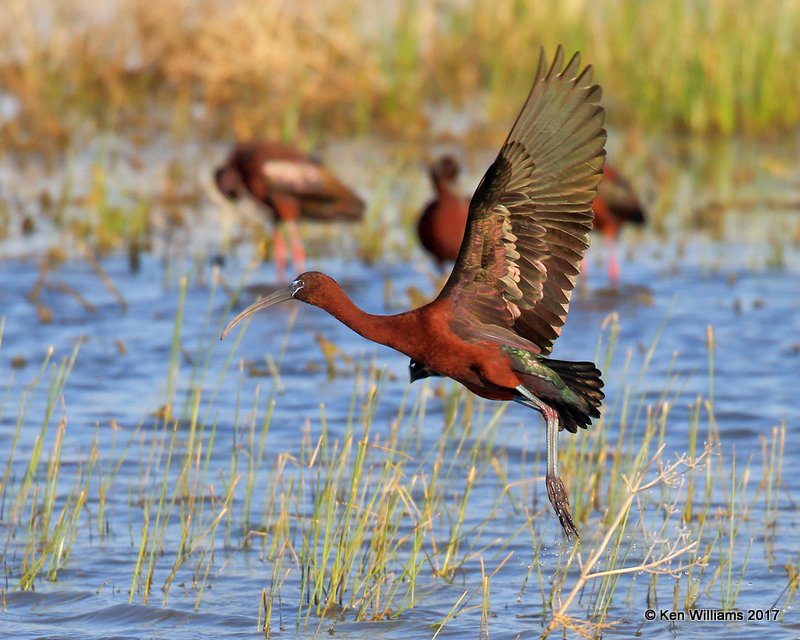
[220,287,294,340]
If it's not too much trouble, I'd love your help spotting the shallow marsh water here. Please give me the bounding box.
[1,138,799,639]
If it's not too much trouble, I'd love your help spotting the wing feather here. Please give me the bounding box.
[438,46,606,355]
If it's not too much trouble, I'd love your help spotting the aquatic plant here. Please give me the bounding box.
[0,279,795,636]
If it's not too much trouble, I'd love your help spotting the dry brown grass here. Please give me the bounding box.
[2,0,800,156]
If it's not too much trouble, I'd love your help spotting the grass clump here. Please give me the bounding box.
[0,282,796,637]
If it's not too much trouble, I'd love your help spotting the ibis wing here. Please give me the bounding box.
[438,47,606,355]
[262,158,363,217]
[263,160,335,196]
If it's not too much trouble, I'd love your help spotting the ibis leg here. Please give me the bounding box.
[579,255,589,291]
[286,220,306,274]
[273,226,287,283]
[515,386,579,539]
[606,235,619,286]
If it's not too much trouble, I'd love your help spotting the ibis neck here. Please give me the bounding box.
[310,283,417,356]
[434,178,459,198]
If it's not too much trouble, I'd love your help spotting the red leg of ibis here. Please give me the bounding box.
[286,220,306,274]
[606,235,619,286]
[273,226,287,283]
[516,385,579,539]
[579,254,589,291]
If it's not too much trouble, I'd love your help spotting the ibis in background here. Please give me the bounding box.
[592,165,647,284]
[417,155,470,269]
[214,141,365,281]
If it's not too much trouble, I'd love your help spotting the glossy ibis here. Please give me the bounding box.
[214,141,365,281]
[223,48,606,538]
[592,165,646,284]
[417,155,470,269]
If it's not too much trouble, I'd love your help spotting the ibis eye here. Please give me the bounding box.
[291,279,305,297]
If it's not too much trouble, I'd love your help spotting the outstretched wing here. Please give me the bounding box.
[438,47,606,355]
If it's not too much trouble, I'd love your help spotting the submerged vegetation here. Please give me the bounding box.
[1,0,800,157]
[0,279,795,636]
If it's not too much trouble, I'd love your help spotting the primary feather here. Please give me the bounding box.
[439,46,606,355]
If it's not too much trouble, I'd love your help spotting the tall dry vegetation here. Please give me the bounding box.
[1,0,799,151]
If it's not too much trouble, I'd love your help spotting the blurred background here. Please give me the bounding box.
[1,0,799,266]
[1,2,799,639]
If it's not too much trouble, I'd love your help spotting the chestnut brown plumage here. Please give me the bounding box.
[223,47,606,538]
[214,141,365,280]
[417,155,470,269]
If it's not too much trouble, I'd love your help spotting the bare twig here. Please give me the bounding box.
[544,444,711,637]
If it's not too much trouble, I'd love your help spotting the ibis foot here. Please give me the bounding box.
[546,474,579,540]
